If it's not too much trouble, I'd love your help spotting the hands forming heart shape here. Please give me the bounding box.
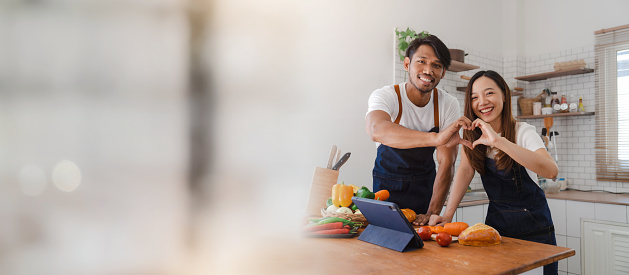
[439,116,502,149]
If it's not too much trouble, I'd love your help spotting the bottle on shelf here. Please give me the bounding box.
[578,96,585,112]
[569,94,578,112]
[560,94,569,113]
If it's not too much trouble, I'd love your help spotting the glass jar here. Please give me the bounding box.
[560,94,569,113]
[551,93,560,113]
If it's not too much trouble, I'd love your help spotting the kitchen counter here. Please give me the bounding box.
[545,189,629,205]
[455,189,629,206]
[294,232,574,274]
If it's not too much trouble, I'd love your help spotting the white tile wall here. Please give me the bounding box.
[566,201,595,237]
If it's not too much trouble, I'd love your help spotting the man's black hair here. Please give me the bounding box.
[405,34,451,70]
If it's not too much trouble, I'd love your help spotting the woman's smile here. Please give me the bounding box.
[471,76,505,130]
[479,106,494,116]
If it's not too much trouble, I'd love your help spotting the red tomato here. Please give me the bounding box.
[436,232,452,247]
[417,226,432,241]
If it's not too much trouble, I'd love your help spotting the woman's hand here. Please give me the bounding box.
[428,214,451,226]
[471,118,503,148]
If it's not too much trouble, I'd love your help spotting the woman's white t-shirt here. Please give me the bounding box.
[487,122,546,183]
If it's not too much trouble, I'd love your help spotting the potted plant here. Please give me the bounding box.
[395,28,430,61]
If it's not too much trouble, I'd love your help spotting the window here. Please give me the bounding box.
[595,25,629,181]
[619,49,629,161]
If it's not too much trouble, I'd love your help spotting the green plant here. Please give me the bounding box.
[395,28,430,61]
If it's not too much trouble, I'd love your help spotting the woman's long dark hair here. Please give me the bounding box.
[463,70,517,175]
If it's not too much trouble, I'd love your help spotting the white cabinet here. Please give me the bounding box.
[547,198,629,275]
[548,199,567,235]
[582,219,629,274]
[566,201,595,238]
[567,236,582,274]
[594,203,628,224]
[458,204,485,226]
[555,234,569,272]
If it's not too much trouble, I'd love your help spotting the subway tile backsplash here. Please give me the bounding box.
[393,44,629,193]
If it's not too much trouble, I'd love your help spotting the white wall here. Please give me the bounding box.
[520,0,629,56]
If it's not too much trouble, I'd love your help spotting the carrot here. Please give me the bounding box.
[311,228,350,234]
[303,222,344,232]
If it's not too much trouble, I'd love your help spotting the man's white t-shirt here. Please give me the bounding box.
[487,122,546,184]
[366,83,461,146]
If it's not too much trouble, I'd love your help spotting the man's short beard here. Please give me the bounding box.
[410,78,434,94]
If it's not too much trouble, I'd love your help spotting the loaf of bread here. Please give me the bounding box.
[458,223,502,246]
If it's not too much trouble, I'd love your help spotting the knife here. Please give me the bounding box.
[327,145,337,169]
[334,149,341,166]
[331,152,351,171]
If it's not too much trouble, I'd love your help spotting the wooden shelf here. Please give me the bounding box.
[517,112,594,119]
[515,68,594,82]
[455,86,523,96]
[449,60,480,72]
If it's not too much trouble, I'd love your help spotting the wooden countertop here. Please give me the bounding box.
[545,189,629,205]
[454,190,629,207]
[296,232,574,274]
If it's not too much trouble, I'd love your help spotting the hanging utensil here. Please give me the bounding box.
[550,131,559,163]
[327,145,337,169]
[544,117,553,134]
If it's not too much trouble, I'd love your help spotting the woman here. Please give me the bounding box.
[430,70,559,274]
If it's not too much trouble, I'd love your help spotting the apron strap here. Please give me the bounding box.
[433,88,439,129]
[394,85,402,124]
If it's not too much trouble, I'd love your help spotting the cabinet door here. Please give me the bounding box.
[582,219,629,275]
[459,205,485,226]
[547,199,567,235]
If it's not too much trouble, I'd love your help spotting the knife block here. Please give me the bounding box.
[305,166,339,217]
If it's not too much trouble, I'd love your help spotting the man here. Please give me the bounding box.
[365,34,471,225]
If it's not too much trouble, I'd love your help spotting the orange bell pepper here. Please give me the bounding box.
[331,182,353,207]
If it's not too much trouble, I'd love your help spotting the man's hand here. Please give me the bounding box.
[413,213,432,226]
[428,214,451,226]
[434,116,472,147]
[443,130,473,149]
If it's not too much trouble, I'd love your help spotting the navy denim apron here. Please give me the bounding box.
[482,158,558,275]
[372,86,439,215]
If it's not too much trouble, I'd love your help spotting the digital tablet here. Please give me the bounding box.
[352,197,423,252]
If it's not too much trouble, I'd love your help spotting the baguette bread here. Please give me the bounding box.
[458,223,502,246]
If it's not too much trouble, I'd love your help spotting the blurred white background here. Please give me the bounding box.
[1,0,627,274]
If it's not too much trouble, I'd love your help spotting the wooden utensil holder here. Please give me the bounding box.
[305,166,339,217]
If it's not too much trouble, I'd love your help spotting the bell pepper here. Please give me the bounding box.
[331,182,353,207]
[355,186,375,199]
